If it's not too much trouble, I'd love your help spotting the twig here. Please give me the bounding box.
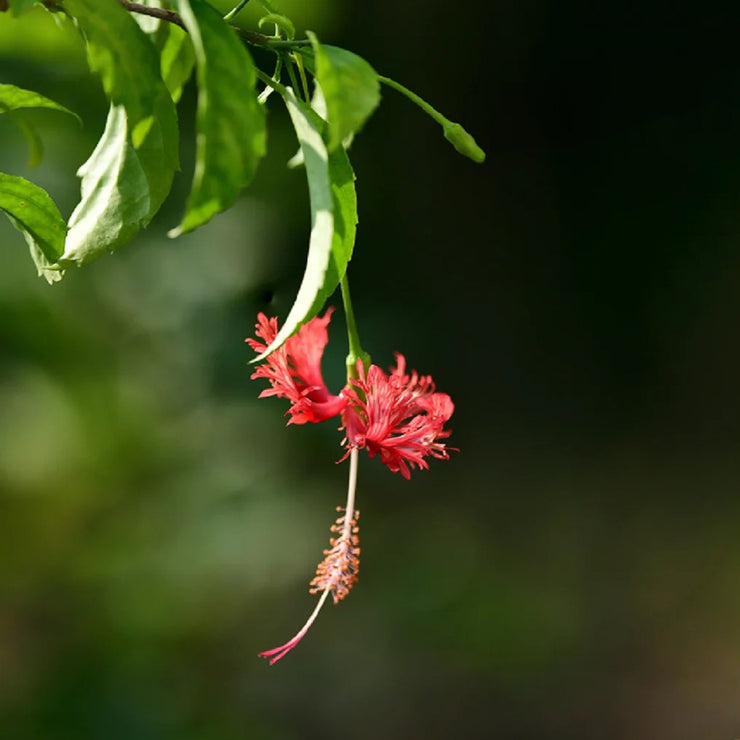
[114,0,271,47]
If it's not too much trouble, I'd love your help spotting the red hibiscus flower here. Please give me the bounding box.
[246,310,347,424]
[342,353,455,479]
[247,313,455,477]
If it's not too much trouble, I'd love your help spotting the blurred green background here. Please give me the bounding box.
[2,2,740,738]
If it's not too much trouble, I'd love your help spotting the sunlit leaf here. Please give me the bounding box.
[135,88,180,215]
[170,0,266,237]
[0,82,80,123]
[0,171,66,283]
[253,87,357,361]
[64,0,169,129]
[306,32,380,151]
[287,84,355,169]
[67,0,178,213]
[329,146,357,276]
[60,0,179,267]
[61,105,149,266]
[157,22,195,103]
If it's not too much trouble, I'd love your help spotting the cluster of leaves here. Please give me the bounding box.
[0,0,484,356]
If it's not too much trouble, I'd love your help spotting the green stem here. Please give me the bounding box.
[283,54,303,100]
[255,67,290,97]
[264,38,312,48]
[223,0,250,21]
[340,275,370,380]
[257,54,282,103]
[377,75,449,127]
[294,53,311,102]
[343,448,359,538]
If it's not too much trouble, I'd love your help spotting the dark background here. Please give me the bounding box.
[2,1,740,738]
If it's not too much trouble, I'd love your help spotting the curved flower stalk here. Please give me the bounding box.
[259,455,360,665]
[248,310,453,663]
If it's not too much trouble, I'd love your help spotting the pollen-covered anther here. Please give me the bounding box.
[310,506,360,604]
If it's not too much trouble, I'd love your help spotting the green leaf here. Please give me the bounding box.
[60,0,179,266]
[170,0,266,237]
[64,0,169,129]
[306,31,380,151]
[253,88,357,362]
[0,172,66,283]
[8,0,38,15]
[144,2,195,102]
[157,22,195,103]
[0,172,65,262]
[0,82,81,123]
[66,0,179,209]
[135,87,180,216]
[287,84,356,169]
[61,105,149,266]
[329,146,357,280]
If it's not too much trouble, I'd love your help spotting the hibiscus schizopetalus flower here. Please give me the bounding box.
[341,354,455,479]
[246,310,347,424]
[248,311,454,663]
[247,312,455,477]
